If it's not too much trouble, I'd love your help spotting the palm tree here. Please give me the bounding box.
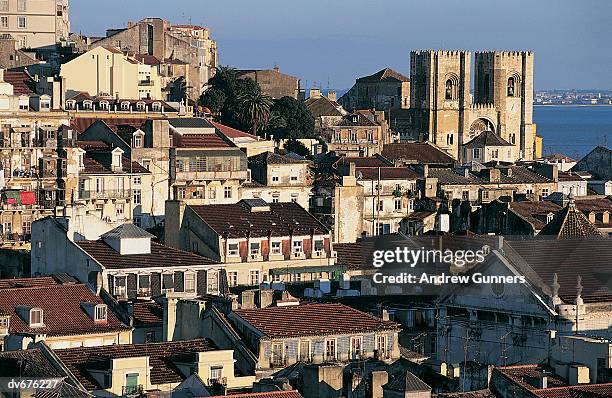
[239,91,273,135]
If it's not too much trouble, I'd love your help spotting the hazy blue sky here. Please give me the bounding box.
[71,0,612,90]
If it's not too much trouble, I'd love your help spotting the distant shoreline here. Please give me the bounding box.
[534,104,612,107]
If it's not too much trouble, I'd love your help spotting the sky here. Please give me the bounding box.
[70,0,612,90]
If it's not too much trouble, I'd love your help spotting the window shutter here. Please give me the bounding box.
[108,274,114,294]
[174,271,184,292]
[127,274,137,299]
[151,273,161,296]
[197,270,207,295]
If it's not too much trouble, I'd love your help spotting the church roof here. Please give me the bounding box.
[463,131,513,148]
[538,195,604,239]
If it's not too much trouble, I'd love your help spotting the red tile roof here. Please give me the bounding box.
[248,152,307,165]
[189,200,328,239]
[76,240,218,269]
[496,365,566,391]
[509,201,562,230]
[356,167,420,180]
[135,54,161,65]
[76,140,111,151]
[132,301,163,326]
[356,68,409,83]
[532,383,612,398]
[54,339,216,390]
[557,171,585,182]
[82,154,150,175]
[382,142,456,164]
[0,276,59,289]
[175,133,233,148]
[232,303,399,339]
[71,117,149,134]
[3,71,37,95]
[335,156,392,168]
[0,281,129,337]
[211,121,258,140]
[209,392,303,398]
[506,239,612,302]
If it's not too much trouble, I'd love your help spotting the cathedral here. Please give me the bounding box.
[405,50,536,162]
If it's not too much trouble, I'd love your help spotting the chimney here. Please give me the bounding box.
[241,290,256,309]
[327,90,337,102]
[162,296,178,341]
[538,372,548,389]
[371,371,388,398]
[423,164,429,178]
[309,88,321,99]
[273,66,280,73]
[569,364,590,385]
[0,68,4,82]
[258,289,274,308]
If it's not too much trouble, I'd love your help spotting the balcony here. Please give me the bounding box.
[122,385,143,396]
[80,189,134,200]
[174,169,248,182]
[207,377,227,386]
[139,79,155,86]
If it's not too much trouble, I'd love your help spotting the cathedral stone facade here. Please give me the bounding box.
[406,50,535,162]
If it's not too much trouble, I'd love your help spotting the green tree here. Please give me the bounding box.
[239,91,273,135]
[266,96,315,140]
[284,139,310,157]
[200,88,226,113]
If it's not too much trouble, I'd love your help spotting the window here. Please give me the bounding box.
[95,305,107,321]
[292,240,303,254]
[185,273,196,293]
[314,239,324,252]
[249,270,260,286]
[227,243,239,256]
[377,200,384,211]
[224,186,232,199]
[133,189,142,205]
[22,220,31,234]
[272,173,279,182]
[95,178,103,193]
[162,274,174,291]
[17,0,26,11]
[136,102,145,111]
[462,190,469,201]
[376,335,387,357]
[445,79,454,100]
[227,271,238,287]
[210,366,223,382]
[546,213,554,223]
[121,102,130,111]
[18,16,26,29]
[290,170,299,181]
[334,130,341,142]
[291,193,298,203]
[299,340,310,361]
[491,149,499,158]
[271,241,281,254]
[138,274,150,296]
[349,130,357,142]
[507,77,516,97]
[152,102,161,111]
[446,134,453,145]
[133,134,143,148]
[0,1,7,12]
[271,343,284,367]
[208,187,216,199]
[394,198,401,211]
[30,308,43,327]
[350,336,363,359]
[188,157,206,172]
[116,203,124,218]
[145,331,156,343]
[177,187,186,200]
[134,176,141,185]
[125,374,139,395]
[325,339,336,360]
[114,276,127,297]
[473,148,480,159]
[0,17,7,29]
[542,188,549,197]
[367,130,373,142]
[99,101,109,111]
[250,242,260,256]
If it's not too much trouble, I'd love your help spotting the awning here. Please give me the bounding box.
[4,190,21,205]
[19,191,36,205]
[269,265,346,276]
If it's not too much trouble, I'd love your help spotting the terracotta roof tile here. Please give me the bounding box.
[356,167,420,180]
[132,301,163,326]
[496,365,566,391]
[509,201,562,230]
[249,152,307,165]
[210,392,303,398]
[538,199,604,239]
[0,281,129,337]
[211,121,258,140]
[232,303,399,339]
[176,133,233,148]
[189,200,328,239]
[54,339,217,390]
[81,154,150,175]
[0,348,63,377]
[382,143,455,165]
[463,131,513,148]
[356,68,410,83]
[533,383,612,398]
[304,96,344,117]
[76,240,218,269]
[335,156,392,168]
[3,71,37,95]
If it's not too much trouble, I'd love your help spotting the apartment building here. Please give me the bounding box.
[0,0,69,49]
[165,199,336,286]
[326,110,391,157]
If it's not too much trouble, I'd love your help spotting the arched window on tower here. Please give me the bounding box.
[445,79,454,100]
[507,77,515,97]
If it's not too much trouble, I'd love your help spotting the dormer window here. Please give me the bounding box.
[83,100,93,110]
[121,101,130,111]
[30,308,44,327]
[293,240,303,254]
[94,304,107,322]
[99,101,109,111]
[151,102,161,111]
[65,100,76,110]
[227,243,239,256]
[546,213,554,223]
[133,133,144,148]
[136,102,145,112]
[250,242,260,257]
